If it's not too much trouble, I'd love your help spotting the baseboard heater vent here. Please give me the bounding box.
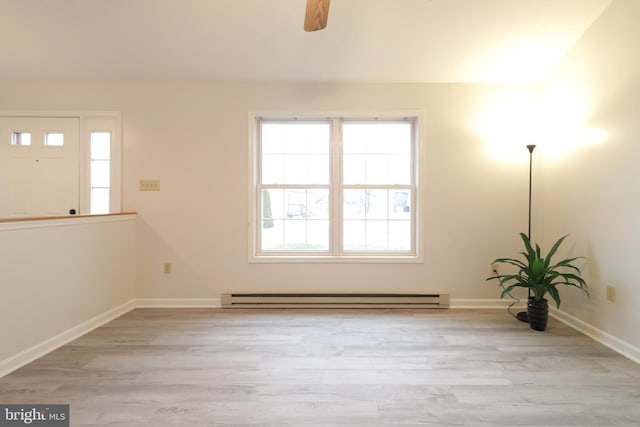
[221,293,449,309]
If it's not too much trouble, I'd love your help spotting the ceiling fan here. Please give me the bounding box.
[304,0,331,31]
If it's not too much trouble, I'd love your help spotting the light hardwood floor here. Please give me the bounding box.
[1,308,639,426]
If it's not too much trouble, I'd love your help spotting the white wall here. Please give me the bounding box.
[0,82,537,303]
[541,0,640,349]
[0,215,136,374]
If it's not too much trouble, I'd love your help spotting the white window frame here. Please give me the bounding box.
[0,111,122,215]
[249,111,423,263]
[82,114,122,214]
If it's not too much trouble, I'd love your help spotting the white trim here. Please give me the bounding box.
[248,111,423,262]
[550,307,640,364]
[450,298,526,309]
[0,213,136,232]
[134,298,222,308]
[249,255,424,264]
[0,300,135,378]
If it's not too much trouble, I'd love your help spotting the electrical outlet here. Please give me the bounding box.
[163,262,172,274]
[490,263,499,275]
[606,284,616,302]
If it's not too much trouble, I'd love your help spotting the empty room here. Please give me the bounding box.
[1,0,639,425]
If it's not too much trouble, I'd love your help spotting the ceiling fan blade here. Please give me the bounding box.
[304,0,330,32]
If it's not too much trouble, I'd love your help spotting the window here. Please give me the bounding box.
[81,114,122,215]
[11,131,31,146]
[45,132,64,146]
[252,114,420,261]
[90,131,111,214]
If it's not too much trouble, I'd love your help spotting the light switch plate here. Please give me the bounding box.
[139,179,160,191]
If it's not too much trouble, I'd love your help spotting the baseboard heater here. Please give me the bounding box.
[221,293,449,309]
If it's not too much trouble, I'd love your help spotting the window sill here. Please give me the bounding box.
[250,254,423,264]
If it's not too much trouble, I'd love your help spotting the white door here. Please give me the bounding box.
[0,117,80,217]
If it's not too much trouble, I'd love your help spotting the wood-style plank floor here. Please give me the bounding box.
[1,308,639,426]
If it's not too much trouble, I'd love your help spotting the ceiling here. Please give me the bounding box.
[0,0,612,83]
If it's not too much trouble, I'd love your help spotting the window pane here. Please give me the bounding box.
[306,154,329,184]
[11,132,31,146]
[307,189,329,219]
[366,220,388,249]
[344,122,411,153]
[343,189,413,252]
[262,189,284,219]
[365,155,388,184]
[261,188,329,251]
[262,219,284,250]
[45,132,64,146]
[91,132,111,159]
[343,189,366,220]
[390,190,411,219]
[90,188,110,214]
[285,188,307,219]
[284,154,308,184]
[343,154,365,184]
[389,154,411,184]
[283,219,329,250]
[367,190,388,219]
[261,125,286,153]
[262,154,285,184]
[343,122,412,185]
[91,160,110,188]
[343,220,366,250]
[389,221,411,250]
[261,122,330,185]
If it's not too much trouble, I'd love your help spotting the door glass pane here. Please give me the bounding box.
[11,132,31,146]
[90,131,111,214]
[91,132,111,159]
[91,160,110,188]
[45,132,64,146]
[90,188,110,214]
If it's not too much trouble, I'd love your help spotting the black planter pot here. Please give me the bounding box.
[527,297,549,331]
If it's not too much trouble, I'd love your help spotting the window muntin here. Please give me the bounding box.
[254,115,418,259]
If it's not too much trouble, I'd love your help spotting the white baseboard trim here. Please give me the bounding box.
[134,298,221,308]
[0,299,135,378]
[450,298,526,310]
[550,307,640,364]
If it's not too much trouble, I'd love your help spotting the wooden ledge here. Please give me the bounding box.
[0,212,137,223]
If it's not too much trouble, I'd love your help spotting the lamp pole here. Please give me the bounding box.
[516,144,536,323]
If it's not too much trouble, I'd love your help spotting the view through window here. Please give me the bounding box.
[254,116,419,259]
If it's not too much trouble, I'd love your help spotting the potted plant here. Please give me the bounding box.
[486,233,588,331]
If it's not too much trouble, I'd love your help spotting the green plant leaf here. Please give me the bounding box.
[488,233,588,308]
